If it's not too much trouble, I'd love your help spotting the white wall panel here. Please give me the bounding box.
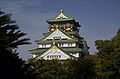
[39,45,42,48]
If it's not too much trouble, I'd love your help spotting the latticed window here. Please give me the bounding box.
[47,56,49,58]
[47,55,61,59]
[53,36,61,39]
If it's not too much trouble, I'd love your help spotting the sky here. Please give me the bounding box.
[0,0,120,60]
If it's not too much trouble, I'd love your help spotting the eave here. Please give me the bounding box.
[29,47,83,54]
[35,39,81,44]
[46,18,74,23]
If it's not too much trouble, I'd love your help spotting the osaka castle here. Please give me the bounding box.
[29,9,89,60]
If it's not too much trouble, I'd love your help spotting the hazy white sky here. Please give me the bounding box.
[0,0,120,60]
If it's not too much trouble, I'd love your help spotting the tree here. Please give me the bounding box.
[65,58,97,79]
[0,9,30,79]
[0,11,30,51]
[25,57,97,79]
[24,59,67,79]
[95,29,120,79]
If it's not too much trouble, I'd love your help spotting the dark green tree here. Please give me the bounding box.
[25,58,97,79]
[65,58,97,79]
[24,59,67,79]
[0,9,30,79]
[95,29,120,79]
[0,11,30,51]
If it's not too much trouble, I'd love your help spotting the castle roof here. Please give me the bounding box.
[46,9,76,23]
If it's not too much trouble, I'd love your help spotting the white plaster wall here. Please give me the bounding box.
[42,45,46,48]
[39,45,42,48]
[39,44,51,48]
[72,43,76,47]
[46,44,51,48]
[38,43,76,49]
[58,43,76,47]
[63,43,68,47]
[58,44,63,47]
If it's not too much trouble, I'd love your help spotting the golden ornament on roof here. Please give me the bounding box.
[60,8,63,13]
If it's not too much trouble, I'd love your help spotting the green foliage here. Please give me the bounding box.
[24,59,67,79]
[65,58,97,79]
[0,9,30,79]
[95,29,120,79]
[0,10,30,51]
[24,58,97,79]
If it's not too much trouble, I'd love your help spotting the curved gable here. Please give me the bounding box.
[37,45,70,60]
[45,29,72,40]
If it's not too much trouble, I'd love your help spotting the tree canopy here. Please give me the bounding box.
[0,9,30,79]
[95,29,120,79]
[24,58,97,79]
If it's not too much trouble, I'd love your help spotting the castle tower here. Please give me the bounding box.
[29,9,89,60]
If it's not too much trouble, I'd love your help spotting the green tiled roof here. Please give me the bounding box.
[42,32,51,36]
[46,18,74,22]
[67,31,78,35]
[43,31,78,37]
[62,48,82,52]
[29,47,82,54]
[46,9,74,23]
[35,39,80,44]
[29,48,47,54]
[35,29,82,44]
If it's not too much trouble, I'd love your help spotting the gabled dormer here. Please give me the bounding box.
[46,9,73,23]
[42,28,73,41]
[54,9,70,19]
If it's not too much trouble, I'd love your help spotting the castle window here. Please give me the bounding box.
[53,36,61,39]
[42,44,46,48]
[63,43,68,47]
[58,44,59,46]
[46,44,51,48]
[56,55,58,58]
[72,43,76,47]
[59,55,61,58]
[50,55,52,58]
[59,44,63,47]
[48,55,61,59]
[47,56,49,58]
[68,43,72,47]
[62,38,67,40]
